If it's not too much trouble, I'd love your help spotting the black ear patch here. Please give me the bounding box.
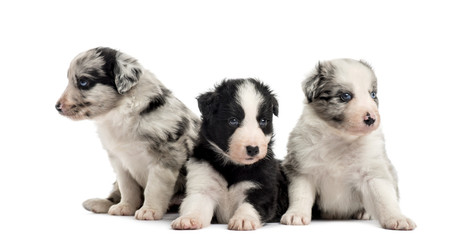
[114,52,143,94]
[272,95,279,117]
[303,61,336,103]
[197,91,219,119]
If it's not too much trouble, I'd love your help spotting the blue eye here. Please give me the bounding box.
[78,79,89,87]
[340,92,352,102]
[228,117,239,127]
[370,91,377,99]
[259,118,268,128]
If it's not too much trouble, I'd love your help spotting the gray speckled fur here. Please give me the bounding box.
[57,47,200,219]
[281,59,416,230]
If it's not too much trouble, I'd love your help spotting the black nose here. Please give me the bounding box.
[246,146,259,157]
[55,102,62,113]
[364,113,375,126]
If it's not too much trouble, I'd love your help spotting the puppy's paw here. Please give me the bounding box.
[82,198,113,213]
[135,206,163,220]
[228,215,261,231]
[108,203,137,216]
[171,216,204,230]
[354,210,372,220]
[280,211,311,225]
[381,215,416,230]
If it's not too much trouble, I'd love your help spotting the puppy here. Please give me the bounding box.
[171,79,288,230]
[55,47,200,220]
[281,59,416,230]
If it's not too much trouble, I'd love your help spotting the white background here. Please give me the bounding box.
[1,0,469,239]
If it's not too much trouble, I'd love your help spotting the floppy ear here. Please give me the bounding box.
[197,91,218,119]
[114,52,143,94]
[302,61,334,103]
[272,95,279,117]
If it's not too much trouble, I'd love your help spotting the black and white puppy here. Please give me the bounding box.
[172,79,287,230]
[56,47,200,220]
[281,59,416,230]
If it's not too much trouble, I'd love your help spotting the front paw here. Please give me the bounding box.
[354,210,372,220]
[82,198,113,213]
[171,216,205,230]
[280,211,311,225]
[228,215,261,231]
[135,206,163,220]
[108,203,137,216]
[381,215,416,230]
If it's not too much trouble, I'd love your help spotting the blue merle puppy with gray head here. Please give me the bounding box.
[56,47,200,220]
[281,59,416,230]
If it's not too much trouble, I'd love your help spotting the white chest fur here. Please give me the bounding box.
[95,112,154,187]
[294,126,391,217]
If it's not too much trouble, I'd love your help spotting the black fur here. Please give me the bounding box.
[140,88,171,115]
[73,47,120,93]
[77,47,119,91]
[193,78,287,223]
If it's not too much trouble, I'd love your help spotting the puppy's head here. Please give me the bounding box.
[303,59,380,136]
[55,47,143,120]
[197,79,278,165]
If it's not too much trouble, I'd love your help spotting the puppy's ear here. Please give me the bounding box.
[272,95,279,117]
[302,61,334,103]
[197,91,219,119]
[114,52,143,94]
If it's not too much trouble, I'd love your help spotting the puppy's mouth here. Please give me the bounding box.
[228,152,267,165]
[343,118,380,136]
[59,111,88,121]
[56,102,90,120]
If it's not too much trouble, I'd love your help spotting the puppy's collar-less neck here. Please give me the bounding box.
[206,139,232,163]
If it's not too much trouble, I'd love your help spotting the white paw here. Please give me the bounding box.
[280,211,311,225]
[228,215,261,231]
[381,215,417,230]
[135,207,163,220]
[171,216,205,230]
[354,211,372,220]
[82,198,113,213]
[108,203,137,216]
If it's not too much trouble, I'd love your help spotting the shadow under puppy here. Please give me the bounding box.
[55,47,200,220]
[281,59,416,230]
[172,79,288,230]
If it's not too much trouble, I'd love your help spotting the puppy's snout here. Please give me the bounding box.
[55,102,63,113]
[363,112,376,126]
[246,146,259,157]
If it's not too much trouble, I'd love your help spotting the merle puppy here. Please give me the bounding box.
[172,79,287,230]
[56,47,200,220]
[281,59,416,230]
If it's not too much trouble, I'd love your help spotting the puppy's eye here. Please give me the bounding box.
[340,93,353,102]
[78,79,89,88]
[259,118,268,128]
[228,117,240,127]
[370,91,377,99]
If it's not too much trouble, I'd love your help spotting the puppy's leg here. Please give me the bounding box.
[361,178,416,230]
[172,160,221,230]
[281,174,314,225]
[83,182,121,213]
[228,202,262,231]
[108,167,142,216]
[135,164,179,220]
